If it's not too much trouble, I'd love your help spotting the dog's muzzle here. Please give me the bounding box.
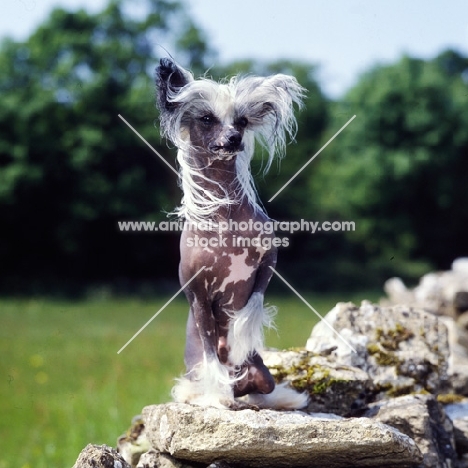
[210,131,244,156]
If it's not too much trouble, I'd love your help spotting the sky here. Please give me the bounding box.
[1,0,468,97]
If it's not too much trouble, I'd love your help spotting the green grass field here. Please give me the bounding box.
[0,291,380,467]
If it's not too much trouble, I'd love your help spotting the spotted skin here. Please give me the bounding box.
[179,177,277,400]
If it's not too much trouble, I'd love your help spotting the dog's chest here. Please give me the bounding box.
[198,240,268,305]
[216,249,258,292]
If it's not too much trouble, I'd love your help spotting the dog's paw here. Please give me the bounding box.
[226,399,260,411]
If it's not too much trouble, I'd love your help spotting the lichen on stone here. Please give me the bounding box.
[263,348,372,415]
[375,322,414,351]
[436,393,465,404]
[366,343,401,367]
[268,349,346,395]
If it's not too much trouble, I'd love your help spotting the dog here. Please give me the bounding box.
[155,58,308,410]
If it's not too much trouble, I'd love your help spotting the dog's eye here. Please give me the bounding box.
[236,117,248,128]
[200,115,215,125]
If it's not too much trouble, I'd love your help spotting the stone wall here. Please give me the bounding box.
[73,262,468,468]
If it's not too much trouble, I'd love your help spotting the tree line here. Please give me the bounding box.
[1,0,467,295]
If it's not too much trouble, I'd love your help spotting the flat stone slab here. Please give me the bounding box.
[142,403,423,467]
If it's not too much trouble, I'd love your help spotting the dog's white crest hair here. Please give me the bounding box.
[172,357,308,410]
[240,382,310,410]
[157,65,306,223]
[172,356,241,409]
[226,292,277,366]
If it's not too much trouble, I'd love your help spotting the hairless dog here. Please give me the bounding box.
[156,58,308,410]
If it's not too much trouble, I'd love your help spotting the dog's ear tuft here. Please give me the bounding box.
[155,58,193,113]
[263,74,306,111]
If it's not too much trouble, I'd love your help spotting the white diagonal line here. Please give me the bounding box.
[269,266,357,353]
[118,113,179,177]
[268,115,356,202]
[117,266,206,354]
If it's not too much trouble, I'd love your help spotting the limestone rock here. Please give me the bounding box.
[383,258,468,317]
[136,449,199,468]
[262,348,372,415]
[450,368,468,397]
[440,316,468,395]
[455,294,468,316]
[142,402,422,468]
[458,312,468,335]
[445,401,468,456]
[306,301,450,397]
[440,317,468,369]
[117,415,151,467]
[456,312,468,358]
[72,444,131,468]
[364,394,457,468]
[454,418,468,455]
[383,261,468,396]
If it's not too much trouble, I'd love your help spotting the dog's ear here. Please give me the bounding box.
[155,58,193,113]
[261,74,305,112]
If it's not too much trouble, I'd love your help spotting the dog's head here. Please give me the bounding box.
[155,58,305,167]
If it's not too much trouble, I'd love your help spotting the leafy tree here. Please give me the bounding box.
[0,0,213,293]
[310,50,468,282]
[7,0,465,293]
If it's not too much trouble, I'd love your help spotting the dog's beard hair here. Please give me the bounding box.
[173,147,238,222]
[160,75,305,223]
[169,134,262,225]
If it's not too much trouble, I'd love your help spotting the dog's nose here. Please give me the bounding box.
[228,132,242,146]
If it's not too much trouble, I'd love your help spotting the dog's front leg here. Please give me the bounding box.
[232,248,310,409]
[186,292,219,364]
[228,248,278,398]
[174,286,239,408]
[252,247,277,296]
